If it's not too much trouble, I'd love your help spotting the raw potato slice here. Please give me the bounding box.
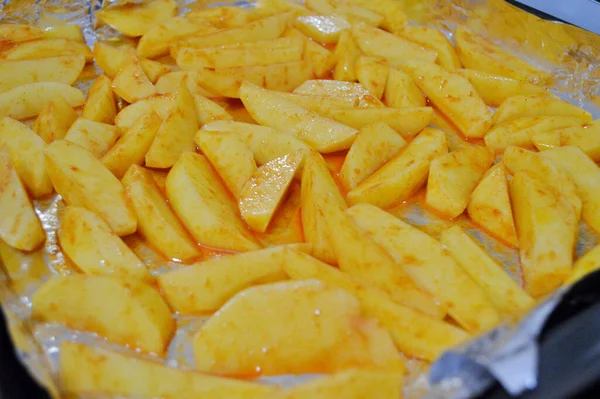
[60,342,275,399]
[96,0,177,37]
[1,39,92,62]
[395,25,461,71]
[0,82,84,120]
[158,245,307,314]
[166,152,261,252]
[333,30,361,82]
[339,122,407,190]
[0,55,85,94]
[240,82,358,153]
[541,146,600,234]
[283,250,468,360]
[58,206,150,282]
[32,275,172,353]
[456,69,548,107]
[196,131,257,198]
[305,0,383,26]
[0,118,53,198]
[294,15,350,44]
[0,146,45,251]
[239,151,304,232]
[347,128,448,209]
[192,280,404,376]
[102,112,161,178]
[293,80,384,107]
[559,120,600,161]
[384,68,426,108]
[301,151,347,264]
[111,50,157,104]
[567,244,600,284]
[454,26,551,85]
[122,165,200,262]
[44,140,137,236]
[139,59,171,84]
[352,23,437,66]
[467,163,519,247]
[425,146,494,218]
[403,60,492,139]
[348,204,501,333]
[355,56,388,99]
[0,24,43,46]
[42,25,85,43]
[115,93,176,130]
[510,171,577,297]
[492,95,592,125]
[33,97,78,143]
[64,118,120,159]
[304,40,336,78]
[193,94,233,125]
[82,75,117,124]
[195,61,313,98]
[441,226,534,318]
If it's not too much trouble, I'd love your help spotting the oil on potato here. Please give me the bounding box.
[294,14,351,44]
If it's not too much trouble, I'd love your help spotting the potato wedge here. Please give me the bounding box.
[240,82,358,153]
[347,128,448,208]
[355,56,388,99]
[32,97,78,144]
[82,75,117,124]
[139,59,171,84]
[304,40,336,78]
[259,184,304,246]
[112,50,157,104]
[532,130,561,151]
[45,140,136,236]
[0,117,52,198]
[60,342,275,399]
[0,55,85,94]
[0,24,43,46]
[196,131,257,198]
[403,60,492,139]
[1,39,92,62]
[93,42,128,79]
[64,118,120,159]
[510,171,577,297]
[193,280,403,376]
[333,30,361,82]
[102,112,161,178]
[293,79,384,107]
[0,82,84,120]
[456,69,548,107]
[352,23,437,66]
[58,206,150,281]
[193,94,233,125]
[96,0,177,37]
[166,152,260,251]
[384,68,426,108]
[294,15,350,44]
[344,0,406,32]
[185,6,265,28]
[567,244,600,285]
[0,146,45,251]
[240,151,304,232]
[441,225,534,318]
[493,95,592,125]
[556,119,600,161]
[115,93,175,130]
[454,26,551,85]
[339,122,406,190]
[306,0,383,26]
[467,163,518,247]
[155,71,216,97]
[425,146,494,218]
[396,25,461,71]
[276,92,359,112]
[348,204,501,333]
[541,146,600,234]
[42,24,85,43]
[33,275,171,353]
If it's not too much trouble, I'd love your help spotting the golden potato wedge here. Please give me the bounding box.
[355,56,388,99]
[155,71,216,97]
[115,93,175,130]
[0,82,84,120]
[493,95,592,125]
[347,128,448,208]
[185,5,265,28]
[82,75,117,124]
[304,40,336,78]
[339,122,406,190]
[306,0,383,26]
[240,82,358,153]
[333,30,361,82]
[425,146,494,218]
[122,164,200,262]
[566,244,600,284]
[0,55,85,94]
[396,25,461,71]
[0,24,43,46]
[102,113,160,178]
[158,245,308,314]
[166,152,260,251]
[42,24,85,43]
[45,140,136,235]
[276,92,359,112]
[403,60,492,139]
[33,275,171,353]
[510,171,577,296]
[556,120,600,161]
[64,118,119,159]
[384,68,425,108]
[294,14,350,44]
[0,117,52,198]
[0,146,45,251]
[532,130,561,151]
[293,79,384,107]
[344,0,406,32]
[456,69,548,107]
[348,204,501,333]
[352,23,437,66]
[93,42,128,79]
[139,58,171,84]
[58,206,150,281]
[1,39,91,62]
[454,26,551,85]
[96,0,177,37]
[193,280,403,376]
[112,50,157,104]
[441,225,534,318]
[193,94,233,125]
[32,97,78,144]
[467,163,518,247]
[60,342,275,399]
[254,0,313,17]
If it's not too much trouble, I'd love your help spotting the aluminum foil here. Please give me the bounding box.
[0,0,600,398]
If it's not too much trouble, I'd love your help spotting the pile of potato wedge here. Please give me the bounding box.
[1,0,600,397]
